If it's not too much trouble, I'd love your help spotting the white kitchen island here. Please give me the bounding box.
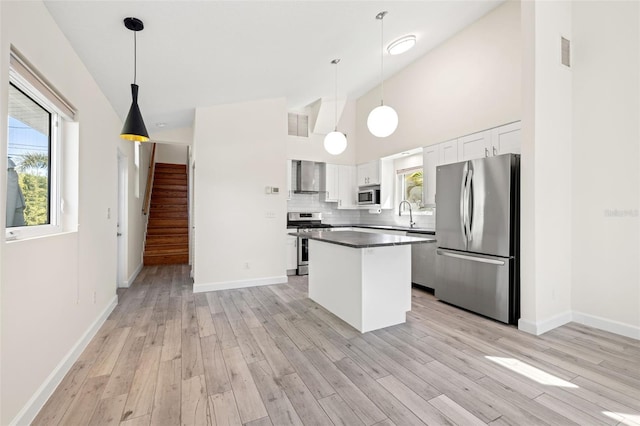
[300,230,436,333]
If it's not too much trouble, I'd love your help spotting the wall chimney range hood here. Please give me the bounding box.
[294,160,319,193]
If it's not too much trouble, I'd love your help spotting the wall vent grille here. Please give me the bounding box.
[561,37,571,68]
[288,113,309,137]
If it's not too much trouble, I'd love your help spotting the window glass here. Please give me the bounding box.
[398,167,423,211]
[7,83,52,228]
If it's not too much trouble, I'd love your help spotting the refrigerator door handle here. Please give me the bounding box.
[459,168,468,244]
[466,169,473,242]
[437,249,505,266]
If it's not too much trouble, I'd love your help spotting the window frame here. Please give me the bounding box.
[6,62,68,241]
[396,165,428,216]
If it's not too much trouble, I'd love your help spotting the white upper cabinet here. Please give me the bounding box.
[320,163,340,202]
[320,163,358,209]
[458,130,492,161]
[439,138,459,165]
[357,160,380,186]
[286,159,293,200]
[422,121,521,205]
[338,165,357,209]
[423,144,440,206]
[458,122,521,161]
[490,121,521,155]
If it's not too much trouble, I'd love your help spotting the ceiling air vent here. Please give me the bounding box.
[288,113,309,137]
[561,37,571,68]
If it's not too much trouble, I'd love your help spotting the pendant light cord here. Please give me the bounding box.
[380,14,384,106]
[133,30,137,84]
[334,60,338,131]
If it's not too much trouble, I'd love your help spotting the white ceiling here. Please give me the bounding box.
[44,1,503,132]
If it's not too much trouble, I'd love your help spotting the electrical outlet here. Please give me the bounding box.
[93,291,97,303]
[244,262,250,270]
[265,211,276,219]
[107,207,111,219]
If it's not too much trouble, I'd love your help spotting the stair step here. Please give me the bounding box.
[155,166,186,173]
[146,235,189,245]
[153,178,187,186]
[147,227,188,235]
[150,210,188,219]
[148,218,188,228]
[151,190,187,199]
[144,245,188,254]
[153,184,188,192]
[144,253,189,265]
[151,198,187,206]
[155,163,186,170]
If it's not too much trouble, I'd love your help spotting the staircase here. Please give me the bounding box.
[144,163,189,265]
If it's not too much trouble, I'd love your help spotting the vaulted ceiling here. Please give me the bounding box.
[44,1,503,132]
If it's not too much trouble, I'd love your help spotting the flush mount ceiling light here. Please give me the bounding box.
[387,35,416,55]
[324,59,347,155]
[120,17,149,142]
[367,11,398,138]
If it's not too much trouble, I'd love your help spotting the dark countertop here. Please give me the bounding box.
[289,230,436,249]
[350,224,435,235]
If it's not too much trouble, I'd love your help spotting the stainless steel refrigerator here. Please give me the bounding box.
[435,153,520,324]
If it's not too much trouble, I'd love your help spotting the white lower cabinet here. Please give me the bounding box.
[286,230,297,275]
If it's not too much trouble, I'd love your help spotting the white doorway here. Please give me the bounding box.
[117,149,128,288]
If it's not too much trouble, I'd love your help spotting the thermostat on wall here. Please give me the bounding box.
[265,186,280,194]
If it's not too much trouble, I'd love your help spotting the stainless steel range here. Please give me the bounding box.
[287,212,333,275]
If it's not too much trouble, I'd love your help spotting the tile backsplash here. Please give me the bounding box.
[287,160,435,230]
[287,193,435,229]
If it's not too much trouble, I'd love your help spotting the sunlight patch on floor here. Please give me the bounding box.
[602,411,640,425]
[485,356,578,388]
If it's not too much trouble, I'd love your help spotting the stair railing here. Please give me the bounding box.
[142,142,157,215]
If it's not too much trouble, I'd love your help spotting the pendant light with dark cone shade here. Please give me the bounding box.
[120,17,149,142]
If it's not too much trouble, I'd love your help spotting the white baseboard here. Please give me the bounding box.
[10,295,119,426]
[573,311,640,340]
[519,310,639,341]
[121,262,143,288]
[193,275,287,293]
[518,311,572,336]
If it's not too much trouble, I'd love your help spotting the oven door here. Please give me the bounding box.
[297,235,309,275]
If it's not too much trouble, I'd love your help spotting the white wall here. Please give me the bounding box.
[156,143,188,165]
[571,1,640,337]
[152,126,193,165]
[123,141,152,286]
[355,1,522,162]
[287,99,357,165]
[0,2,134,423]
[519,0,573,334]
[193,98,287,291]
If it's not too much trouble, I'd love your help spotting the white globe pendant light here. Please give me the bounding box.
[323,58,347,155]
[367,105,398,138]
[324,131,347,155]
[367,11,398,138]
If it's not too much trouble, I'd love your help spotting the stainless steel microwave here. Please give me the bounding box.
[357,187,381,205]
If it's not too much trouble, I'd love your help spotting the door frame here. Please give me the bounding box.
[117,148,128,288]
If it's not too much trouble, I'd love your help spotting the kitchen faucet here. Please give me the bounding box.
[398,200,415,228]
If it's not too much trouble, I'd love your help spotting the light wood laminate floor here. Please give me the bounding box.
[34,265,640,426]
